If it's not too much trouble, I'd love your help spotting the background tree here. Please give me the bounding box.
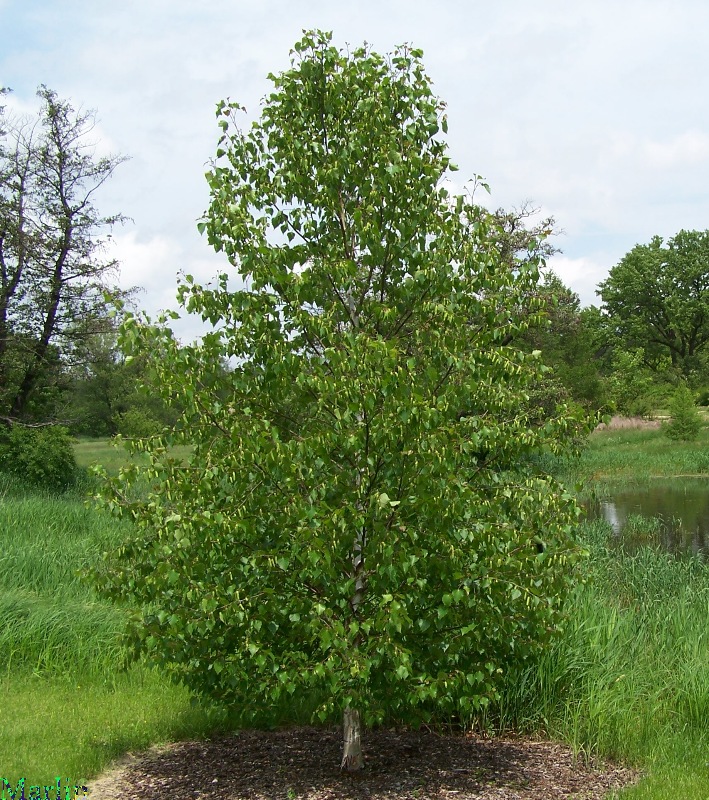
[96,32,587,770]
[519,271,606,413]
[63,315,181,437]
[598,230,709,380]
[0,86,127,424]
[490,202,559,273]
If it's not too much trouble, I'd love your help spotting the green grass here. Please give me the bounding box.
[2,436,709,797]
[0,456,231,786]
[73,437,134,474]
[0,478,124,676]
[0,669,226,786]
[73,437,192,475]
[569,426,709,487]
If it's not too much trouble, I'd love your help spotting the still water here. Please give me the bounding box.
[584,480,709,557]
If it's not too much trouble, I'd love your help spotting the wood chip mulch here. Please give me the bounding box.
[86,727,639,799]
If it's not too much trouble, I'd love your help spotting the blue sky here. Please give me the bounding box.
[3,0,709,339]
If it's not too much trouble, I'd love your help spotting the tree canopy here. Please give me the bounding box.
[96,31,587,770]
[520,271,606,412]
[599,230,709,378]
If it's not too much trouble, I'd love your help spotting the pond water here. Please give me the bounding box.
[584,480,709,557]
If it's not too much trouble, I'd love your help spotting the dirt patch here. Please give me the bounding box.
[85,727,639,799]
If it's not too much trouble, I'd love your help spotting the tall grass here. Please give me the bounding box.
[0,474,128,676]
[484,519,709,795]
[0,463,227,786]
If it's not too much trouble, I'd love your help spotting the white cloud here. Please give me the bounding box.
[608,130,709,170]
[2,91,41,118]
[4,0,709,331]
[643,130,709,169]
[546,255,608,308]
[109,231,228,341]
[111,231,182,300]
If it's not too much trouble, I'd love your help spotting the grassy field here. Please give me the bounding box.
[1,433,708,798]
[568,424,709,487]
[74,437,135,475]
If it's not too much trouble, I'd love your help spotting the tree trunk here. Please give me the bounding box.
[340,707,364,771]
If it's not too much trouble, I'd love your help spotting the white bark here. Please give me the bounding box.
[340,287,364,772]
[341,707,364,771]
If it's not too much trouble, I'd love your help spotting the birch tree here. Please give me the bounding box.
[97,32,586,771]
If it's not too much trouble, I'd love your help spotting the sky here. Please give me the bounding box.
[3,0,709,341]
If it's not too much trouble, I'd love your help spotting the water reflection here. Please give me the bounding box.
[584,480,709,557]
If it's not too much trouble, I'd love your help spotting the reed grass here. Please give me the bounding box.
[483,518,709,797]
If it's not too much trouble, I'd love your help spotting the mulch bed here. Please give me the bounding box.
[86,727,639,799]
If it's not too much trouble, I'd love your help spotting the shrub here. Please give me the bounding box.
[695,387,709,407]
[662,386,703,441]
[0,425,77,490]
[114,409,162,439]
